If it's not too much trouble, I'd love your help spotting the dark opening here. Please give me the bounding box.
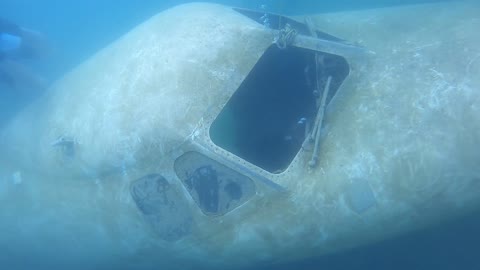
[210,45,349,173]
[174,151,256,216]
[130,174,192,241]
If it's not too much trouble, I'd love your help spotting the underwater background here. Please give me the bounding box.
[1,0,479,269]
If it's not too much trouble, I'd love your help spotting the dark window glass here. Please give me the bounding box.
[174,151,256,216]
[130,174,192,241]
[210,45,349,173]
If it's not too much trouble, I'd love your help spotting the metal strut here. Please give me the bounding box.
[303,17,332,168]
[308,75,332,168]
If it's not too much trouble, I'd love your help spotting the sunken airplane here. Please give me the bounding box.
[0,1,479,269]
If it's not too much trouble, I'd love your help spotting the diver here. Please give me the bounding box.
[0,17,50,92]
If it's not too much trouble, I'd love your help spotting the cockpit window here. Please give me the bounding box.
[210,45,349,173]
[130,174,192,241]
[174,151,256,216]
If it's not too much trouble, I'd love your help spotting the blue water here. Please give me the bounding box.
[1,0,479,270]
[266,211,480,270]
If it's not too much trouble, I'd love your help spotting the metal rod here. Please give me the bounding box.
[309,75,332,167]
